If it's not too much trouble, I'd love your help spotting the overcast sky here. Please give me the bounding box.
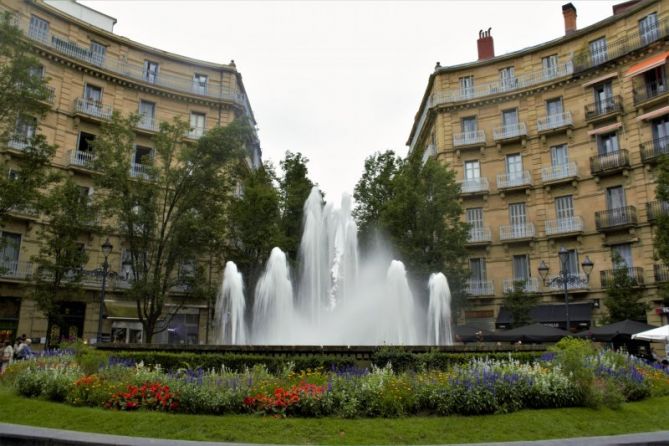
[80,0,619,202]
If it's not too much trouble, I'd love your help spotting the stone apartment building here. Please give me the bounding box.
[0,0,261,345]
[408,0,669,331]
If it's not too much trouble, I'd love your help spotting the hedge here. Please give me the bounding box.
[371,349,545,372]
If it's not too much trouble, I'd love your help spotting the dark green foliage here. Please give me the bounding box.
[107,351,356,373]
[278,152,314,263]
[604,253,647,323]
[504,281,540,328]
[656,156,669,282]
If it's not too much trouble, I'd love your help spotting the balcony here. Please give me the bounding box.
[421,144,437,165]
[654,264,669,282]
[590,150,630,177]
[69,149,95,170]
[187,128,205,140]
[646,201,669,223]
[595,206,638,231]
[459,177,489,195]
[467,227,492,245]
[6,135,30,151]
[537,111,573,133]
[584,96,623,122]
[541,162,578,185]
[640,136,669,164]
[544,216,584,237]
[497,171,532,191]
[545,273,590,291]
[503,278,540,293]
[137,116,158,133]
[466,280,495,297]
[8,205,39,221]
[493,122,527,142]
[453,130,486,148]
[600,267,645,288]
[73,98,113,121]
[130,163,150,179]
[633,79,669,106]
[0,260,33,280]
[499,223,535,242]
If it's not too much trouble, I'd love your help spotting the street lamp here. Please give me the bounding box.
[538,248,595,332]
[96,238,113,344]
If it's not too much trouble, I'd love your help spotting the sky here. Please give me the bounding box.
[80,0,620,202]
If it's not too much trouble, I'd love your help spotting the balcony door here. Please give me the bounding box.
[612,243,633,268]
[502,108,518,127]
[0,232,21,273]
[466,208,484,231]
[597,132,619,155]
[138,101,155,128]
[593,81,613,113]
[29,15,49,41]
[459,76,474,99]
[555,195,574,221]
[506,153,523,183]
[461,116,477,134]
[512,255,530,281]
[589,37,608,65]
[639,13,659,45]
[509,203,527,238]
[644,66,667,98]
[542,54,558,79]
[551,144,569,169]
[84,84,102,103]
[464,160,480,181]
[546,97,563,117]
[606,186,626,210]
[652,116,669,147]
[469,258,487,282]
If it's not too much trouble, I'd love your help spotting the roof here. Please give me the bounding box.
[496,302,593,325]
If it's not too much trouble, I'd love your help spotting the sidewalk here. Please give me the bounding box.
[0,423,668,446]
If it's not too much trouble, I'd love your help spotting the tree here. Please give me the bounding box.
[352,150,401,249]
[655,156,669,307]
[0,12,55,226]
[604,253,647,323]
[278,151,313,262]
[503,281,540,328]
[31,178,97,345]
[226,163,283,297]
[379,148,470,316]
[93,113,251,343]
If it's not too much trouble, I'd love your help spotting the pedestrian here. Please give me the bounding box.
[14,337,34,360]
[1,341,13,373]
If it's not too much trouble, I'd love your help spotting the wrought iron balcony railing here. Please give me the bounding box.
[69,149,95,168]
[137,116,158,132]
[654,264,669,283]
[646,200,669,223]
[503,278,540,293]
[6,134,31,151]
[74,97,113,120]
[453,130,486,147]
[544,216,584,236]
[640,135,669,163]
[585,96,623,120]
[466,280,495,296]
[590,150,629,175]
[541,161,578,183]
[130,163,150,179]
[537,111,573,132]
[459,177,489,194]
[499,223,535,241]
[545,273,590,291]
[497,171,532,189]
[595,206,638,230]
[600,267,645,287]
[467,227,492,244]
[0,260,33,280]
[493,122,527,141]
[633,79,669,104]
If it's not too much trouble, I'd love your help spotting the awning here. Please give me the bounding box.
[636,105,669,122]
[587,122,622,136]
[625,51,669,78]
[576,319,657,342]
[492,323,569,343]
[496,302,593,326]
[582,72,618,88]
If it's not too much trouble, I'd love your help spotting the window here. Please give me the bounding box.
[459,76,474,99]
[464,160,480,180]
[593,81,613,114]
[76,131,96,153]
[563,249,580,276]
[83,84,102,104]
[652,116,669,149]
[461,116,477,134]
[502,108,518,127]
[138,101,155,129]
[189,112,206,138]
[134,145,152,165]
[542,54,558,79]
[143,61,159,83]
[120,250,136,281]
[512,255,530,281]
[551,144,569,166]
[28,15,49,41]
[506,153,523,183]
[597,132,619,155]
[499,66,516,90]
[606,186,626,210]
[0,232,21,273]
[28,65,44,79]
[14,115,36,140]
[555,195,574,220]
[611,243,633,268]
[193,73,208,95]
[546,97,563,116]
[589,37,608,65]
[90,41,106,66]
[466,208,484,230]
[8,169,19,181]
[509,202,527,225]
[643,66,666,98]
[639,13,659,45]
[166,313,199,345]
[469,258,487,282]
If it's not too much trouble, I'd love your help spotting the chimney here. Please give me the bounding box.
[477,28,495,61]
[562,3,577,35]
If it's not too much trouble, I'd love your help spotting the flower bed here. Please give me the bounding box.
[2,339,667,418]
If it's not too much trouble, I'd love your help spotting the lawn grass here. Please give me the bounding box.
[1,387,668,444]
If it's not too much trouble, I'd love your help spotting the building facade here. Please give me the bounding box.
[0,0,261,345]
[408,0,669,331]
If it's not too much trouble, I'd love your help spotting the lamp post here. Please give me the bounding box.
[538,248,594,332]
[96,238,113,344]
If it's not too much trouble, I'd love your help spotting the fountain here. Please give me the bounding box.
[216,186,453,345]
[213,261,247,344]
